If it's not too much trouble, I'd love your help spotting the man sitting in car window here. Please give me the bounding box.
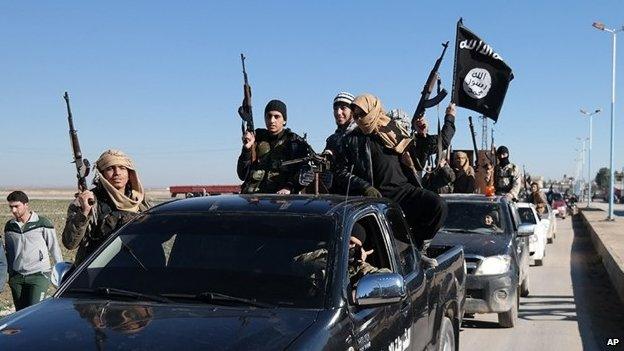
[293,222,389,294]
[483,211,501,232]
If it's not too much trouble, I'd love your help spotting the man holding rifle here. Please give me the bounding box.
[62,150,150,264]
[237,100,310,194]
[235,55,310,194]
[336,93,449,248]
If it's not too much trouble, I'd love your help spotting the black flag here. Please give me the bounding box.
[451,19,513,121]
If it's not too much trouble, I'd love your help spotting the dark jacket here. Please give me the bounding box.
[413,114,455,170]
[324,122,358,194]
[454,168,476,194]
[423,164,455,194]
[334,129,420,197]
[62,186,150,264]
[237,128,310,194]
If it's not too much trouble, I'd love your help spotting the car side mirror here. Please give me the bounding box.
[51,261,73,288]
[355,273,406,306]
[517,224,536,237]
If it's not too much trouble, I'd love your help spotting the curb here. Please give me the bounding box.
[580,210,624,304]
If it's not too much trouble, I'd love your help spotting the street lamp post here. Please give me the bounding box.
[593,21,623,220]
[576,137,588,199]
[580,108,602,207]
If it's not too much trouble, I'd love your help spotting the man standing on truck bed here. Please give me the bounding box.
[323,92,357,194]
[237,99,310,194]
[493,146,521,200]
[336,93,449,247]
[62,149,150,264]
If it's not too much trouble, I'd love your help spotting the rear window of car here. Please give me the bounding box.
[517,207,537,224]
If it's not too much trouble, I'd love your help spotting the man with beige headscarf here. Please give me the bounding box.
[335,93,451,247]
[62,149,150,264]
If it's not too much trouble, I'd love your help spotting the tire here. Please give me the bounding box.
[535,258,543,266]
[437,316,456,351]
[520,275,530,297]
[498,289,519,328]
[547,237,553,244]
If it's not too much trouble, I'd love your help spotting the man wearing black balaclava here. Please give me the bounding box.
[494,145,521,200]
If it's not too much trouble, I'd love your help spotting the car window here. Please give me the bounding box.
[517,207,537,224]
[64,213,334,309]
[351,214,392,273]
[385,208,417,276]
[442,202,506,234]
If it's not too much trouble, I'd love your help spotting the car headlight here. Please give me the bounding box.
[530,234,538,243]
[475,255,511,275]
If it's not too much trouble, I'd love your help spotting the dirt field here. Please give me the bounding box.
[0,189,171,315]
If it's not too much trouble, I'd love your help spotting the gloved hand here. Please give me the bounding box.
[364,186,382,198]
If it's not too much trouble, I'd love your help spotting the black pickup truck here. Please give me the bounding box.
[0,195,465,351]
[431,194,532,328]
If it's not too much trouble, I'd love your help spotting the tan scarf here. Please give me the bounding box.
[353,94,412,154]
[95,149,145,213]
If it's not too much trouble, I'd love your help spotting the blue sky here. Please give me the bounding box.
[1,1,623,188]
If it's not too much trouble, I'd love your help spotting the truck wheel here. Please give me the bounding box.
[498,290,519,328]
[547,237,553,244]
[437,316,456,351]
[535,258,543,266]
[520,275,530,297]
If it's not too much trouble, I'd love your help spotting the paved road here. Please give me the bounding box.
[460,215,624,351]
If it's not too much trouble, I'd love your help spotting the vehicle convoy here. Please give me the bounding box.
[430,194,532,328]
[538,203,557,244]
[516,203,548,266]
[0,195,466,351]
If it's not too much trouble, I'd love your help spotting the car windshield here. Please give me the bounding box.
[63,213,335,309]
[517,207,537,224]
[442,202,506,234]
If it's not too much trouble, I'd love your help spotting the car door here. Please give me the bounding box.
[383,207,429,350]
[509,204,529,281]
[347,211,412,351]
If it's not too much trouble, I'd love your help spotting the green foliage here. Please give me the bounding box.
[595,167,611,190]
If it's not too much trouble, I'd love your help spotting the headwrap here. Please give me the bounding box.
[496,145,509,156]
[352,94,412,154]
[95,149,145,213]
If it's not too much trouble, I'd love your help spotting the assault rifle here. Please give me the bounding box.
[412,41,449,134]
[468,116,480,169]
[63,92,94,205]
[239,53,254,134]
[238,53,256,162]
